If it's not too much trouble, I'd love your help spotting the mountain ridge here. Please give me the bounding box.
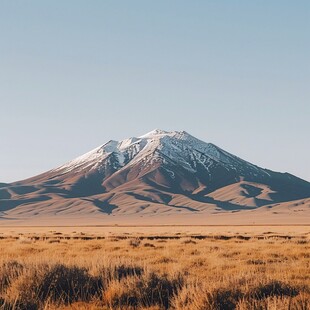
[1,129,309,224]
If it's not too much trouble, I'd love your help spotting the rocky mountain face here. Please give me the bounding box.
[1,129,309,220]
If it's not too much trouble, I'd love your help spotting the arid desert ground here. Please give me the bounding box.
[0,225,309,309]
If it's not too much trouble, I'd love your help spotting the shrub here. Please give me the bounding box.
[105,272,183,309]
[129,238,141,247]
[171,284,241,310]
[6,264,102,306]
[144,242,155,248]
[100,264,144,282]
[172,280,302,310]
[182,239,197,245]
[0,261,24,293]
[249,280,300,299]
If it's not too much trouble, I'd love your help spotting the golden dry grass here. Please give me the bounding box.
[0,227,309,309]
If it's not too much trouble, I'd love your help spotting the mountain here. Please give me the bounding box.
[1,129,309,225]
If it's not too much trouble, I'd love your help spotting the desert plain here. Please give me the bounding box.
[0,224,309,309]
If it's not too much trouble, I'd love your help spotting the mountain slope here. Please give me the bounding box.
[1,129,309,224]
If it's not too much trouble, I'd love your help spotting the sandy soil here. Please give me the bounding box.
[0,224,309,238]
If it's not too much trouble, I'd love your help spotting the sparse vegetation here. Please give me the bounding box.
[129,238,141,248]
[0,229,309,309]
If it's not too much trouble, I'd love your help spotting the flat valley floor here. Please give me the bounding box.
[0,225,309,309]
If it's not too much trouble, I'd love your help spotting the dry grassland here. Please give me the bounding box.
[0,226,309,309]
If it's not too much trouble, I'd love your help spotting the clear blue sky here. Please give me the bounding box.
[1,1,309,182]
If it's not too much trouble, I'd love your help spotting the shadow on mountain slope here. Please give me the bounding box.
[189,195,256,211]
[82,198,118,215]
[66,174,105,198]
[127,192,199,212]
[0,195,52,212]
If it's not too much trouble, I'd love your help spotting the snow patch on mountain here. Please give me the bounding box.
[53,129,270,178]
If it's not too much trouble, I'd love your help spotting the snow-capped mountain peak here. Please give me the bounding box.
[3,129,310,221]
[52,129,267,180]
[138,128,170,138]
